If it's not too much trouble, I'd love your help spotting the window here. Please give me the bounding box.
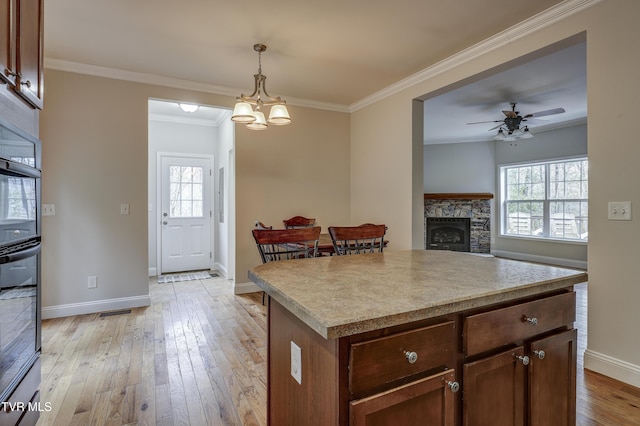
[501,158,588,241]
[169,165,204,218]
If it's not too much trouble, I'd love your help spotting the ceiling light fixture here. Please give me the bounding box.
[179,103,199,113]
[494,125,533,141]
[231,44,291,130]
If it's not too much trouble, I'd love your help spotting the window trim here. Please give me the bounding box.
[499,156,588,243]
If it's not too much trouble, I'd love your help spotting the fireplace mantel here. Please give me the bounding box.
[424,193,493,200]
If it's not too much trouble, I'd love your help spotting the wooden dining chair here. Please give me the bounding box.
[254,220,272,230]
[252,226,322,303]
[328,224,387,255]
[283,215,316,229]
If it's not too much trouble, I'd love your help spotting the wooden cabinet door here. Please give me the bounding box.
[15,0,43,109]
[350,369,457,426]
[463,347,526,426]
[528,329,577,426]
[0,0,17,86]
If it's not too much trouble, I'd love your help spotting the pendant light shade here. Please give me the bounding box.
[231,102,256,123]
[246,110,268,130]
[268,104,292,125]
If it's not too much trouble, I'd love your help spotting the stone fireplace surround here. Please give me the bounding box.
[424,193,493,253]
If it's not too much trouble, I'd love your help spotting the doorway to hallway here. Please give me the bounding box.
[148,98,234,278]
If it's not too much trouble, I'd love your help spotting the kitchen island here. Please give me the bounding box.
[249,250,588,426]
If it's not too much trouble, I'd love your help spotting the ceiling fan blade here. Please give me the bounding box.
[522,118,547,125]
[524,107,565,118]
[466,120,503,125]
[488,123,504,131]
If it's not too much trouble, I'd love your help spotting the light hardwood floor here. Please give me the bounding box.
[35,279,639,425]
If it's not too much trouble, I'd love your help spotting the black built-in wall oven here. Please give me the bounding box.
[0,118,41,406]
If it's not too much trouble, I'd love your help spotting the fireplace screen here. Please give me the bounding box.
[426,217,471,252]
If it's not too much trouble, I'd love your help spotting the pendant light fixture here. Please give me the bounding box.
[231,44,292,130]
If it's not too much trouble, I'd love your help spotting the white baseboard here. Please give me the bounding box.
[214,262,228,278]
[584,349,640,388]
[148,267,157,277]
[490,250,587,270]
[233,281,261,295]
[42,295,151,320]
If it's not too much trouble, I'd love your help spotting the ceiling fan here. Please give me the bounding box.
[467,102,565,140]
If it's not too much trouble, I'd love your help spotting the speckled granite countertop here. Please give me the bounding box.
[248,250,588,340]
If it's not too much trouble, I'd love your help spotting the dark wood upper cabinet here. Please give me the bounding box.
[1,0,44,109]
[0,0,17,86]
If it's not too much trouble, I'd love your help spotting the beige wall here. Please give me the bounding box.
[39,69,350,315]
[351,0,640,386]
[234,105,351,290]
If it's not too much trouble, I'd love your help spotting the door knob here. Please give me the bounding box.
[163,212,168,217]
[163,221,168,225]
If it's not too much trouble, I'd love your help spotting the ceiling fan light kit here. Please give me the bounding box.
[231,44,292,130]
[470,102,565,142]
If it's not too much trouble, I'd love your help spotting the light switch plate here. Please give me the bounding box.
[42,204,56,216]
[608,201,632,221]
[120,203,130,215]
[290,341,302,384]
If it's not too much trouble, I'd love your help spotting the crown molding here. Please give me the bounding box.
[44,0,599,116]
[349,0,602,112]
[44,58,351,114]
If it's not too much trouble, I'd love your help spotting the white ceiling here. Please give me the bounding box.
[424,41,587,144]
[44,0,587,137]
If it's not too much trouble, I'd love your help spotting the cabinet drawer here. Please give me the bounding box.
[350,369,456,426]
[349,321,455,396]
[464,292,575,357]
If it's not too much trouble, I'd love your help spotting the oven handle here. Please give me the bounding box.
[0,159,41,178]
[0,243,41,264]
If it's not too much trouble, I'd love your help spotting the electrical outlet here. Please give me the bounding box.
[120,203,130,215]
[88,276,97,289]
[608,201,632,221]
[290,341,302,385]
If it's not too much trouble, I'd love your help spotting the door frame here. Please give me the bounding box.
[156,151,215,275]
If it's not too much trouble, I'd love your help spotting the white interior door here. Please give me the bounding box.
[160,155,212,273]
